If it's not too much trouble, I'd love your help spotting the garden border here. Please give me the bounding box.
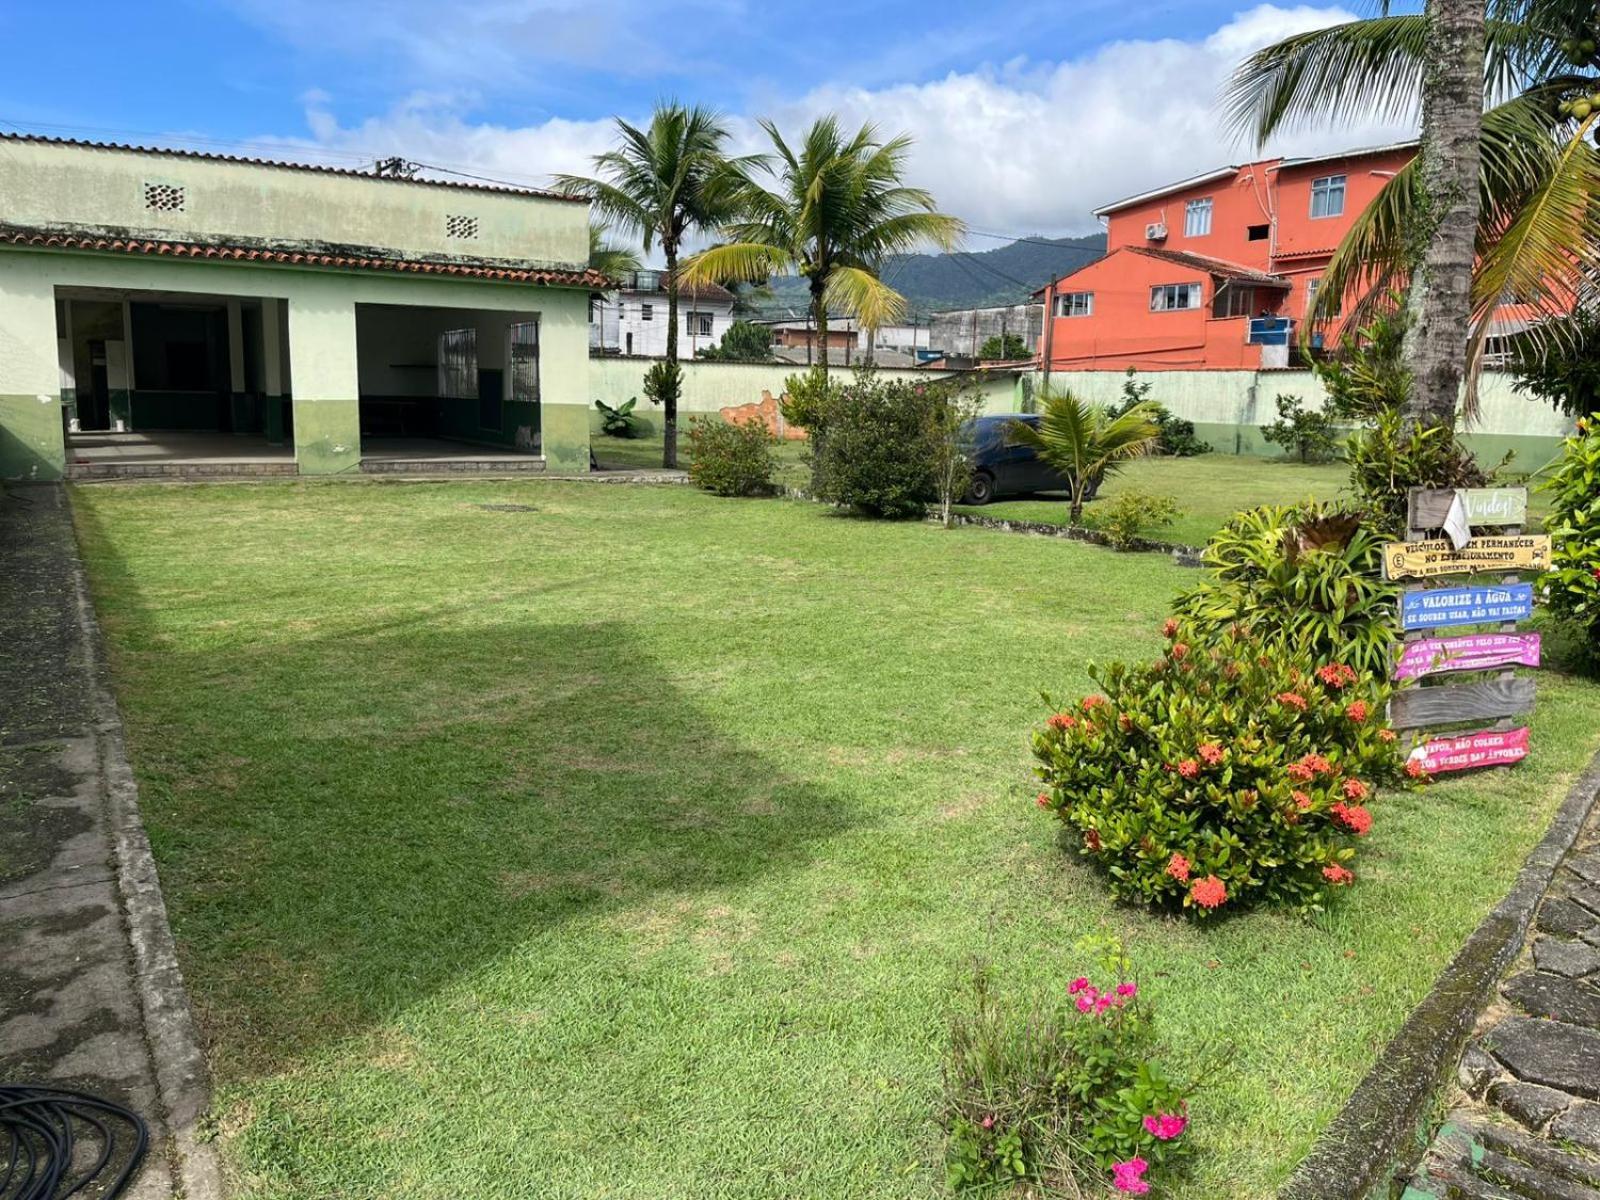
[940,511,1205,564]
[1279,745,1600,1200]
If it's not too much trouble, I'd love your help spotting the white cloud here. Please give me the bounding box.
[277,4,1417,241]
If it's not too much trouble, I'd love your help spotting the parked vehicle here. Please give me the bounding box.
[962,413,1080,505]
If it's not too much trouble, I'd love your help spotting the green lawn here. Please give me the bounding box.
[71,481,1600,1199]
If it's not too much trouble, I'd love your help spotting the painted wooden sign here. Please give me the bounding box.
[1407,487,1528,531]
[1410,727,1530,775]
[1382,534,1551,581]
[1394,632,1542,681]
[1389,677,1536,730]
[1400,583,1535,631]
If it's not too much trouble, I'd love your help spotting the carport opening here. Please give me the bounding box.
[56,289,294,468]
[355,304,541,459]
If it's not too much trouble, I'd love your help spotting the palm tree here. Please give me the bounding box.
[680,116,964,376]
[1223,0,1600,420]
[556,104,739,467]
[1008,390,1161,523]
[588,223,642,281]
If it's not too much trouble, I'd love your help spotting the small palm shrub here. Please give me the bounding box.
[1542,414,1600,661]
[686,417,776,496]
[1173,502,1397,677]
[1033,622,1421,916]
[943,941,1195,1197]
[1009,388,1161,523]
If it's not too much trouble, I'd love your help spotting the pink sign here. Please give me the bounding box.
[1412,727,1530,775]
[1394,632,1542,681]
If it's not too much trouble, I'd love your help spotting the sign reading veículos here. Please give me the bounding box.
[1400,583,1535,631]
[1394,632,1542,681]
[1410,727,1530,775]
[1382,534,1551,580]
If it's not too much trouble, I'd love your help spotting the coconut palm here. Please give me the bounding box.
[680,116,963,375]
[556,104,741,467]
[587,223,642,281]
[1008,390,1161,523]
[1223,0,1600,419]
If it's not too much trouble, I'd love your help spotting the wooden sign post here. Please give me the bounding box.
[1392,487,1541,775]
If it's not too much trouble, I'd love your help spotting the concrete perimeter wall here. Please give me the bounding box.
[1043,368,1575,470]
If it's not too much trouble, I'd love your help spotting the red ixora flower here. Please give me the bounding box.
[1346,700,1369,723]
[1166,852,1191,883]
[1047,712,1077,732]
[1298,752,1335,776]
[1292,789,1313,811]
[1316,663,1358,688]
[1342,777,1369,801]
[1287,762,1316,783]
[1118,712,1134,732]
[1036,791,1052,808]
[1170,642,1190,661]
[1330,801,1373,836]
[1190,875,1227,909]
[1406,758,1429,779]
[1178,759,1200,779]
[1162,617,1180,638]
[1277,691,1308,711]
[1197,742,1224,766]
[1379,728,1398,743]
[1323,863,1355,886]
[1081,694,1107,711]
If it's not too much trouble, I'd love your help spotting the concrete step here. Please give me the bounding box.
[68,461,298,479]
[358,458,546,474]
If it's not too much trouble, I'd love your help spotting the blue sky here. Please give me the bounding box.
[0,1,1416,238]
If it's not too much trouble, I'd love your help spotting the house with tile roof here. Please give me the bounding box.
[1036,142,1416,373]
[590,271,738,358]
[0,134,607,480]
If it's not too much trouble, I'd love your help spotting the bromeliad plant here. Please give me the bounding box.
[943,939,1198,1197]
[1033,622,1423,916]
[594,396,642,438]
[1173,502,1399,677]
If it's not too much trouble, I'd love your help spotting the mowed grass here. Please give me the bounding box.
[71,480,1600,1199]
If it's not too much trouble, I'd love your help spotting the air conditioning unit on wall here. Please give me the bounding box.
[1145,222,1168,241]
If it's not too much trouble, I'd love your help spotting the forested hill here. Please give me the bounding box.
[745,232,1106,316]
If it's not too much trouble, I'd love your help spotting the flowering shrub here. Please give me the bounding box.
[1541,413,1600,662]
[1033,622,1422,915]
[943,939,1196,1196]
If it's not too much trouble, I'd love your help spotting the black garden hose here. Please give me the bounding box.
[0,1085,148,1199]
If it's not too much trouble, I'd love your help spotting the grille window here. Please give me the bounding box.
[446,214,479,239]
[144,183,186,213]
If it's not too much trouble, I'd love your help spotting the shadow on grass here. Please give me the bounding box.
[69,496,868,1082]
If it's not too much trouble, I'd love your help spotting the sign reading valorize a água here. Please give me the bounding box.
[1382,534,1551,581]
[1399,583,1534,631]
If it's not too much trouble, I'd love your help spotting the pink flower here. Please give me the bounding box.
[1111,1157,1151,1195]
[980,1113,995,1130]
[1143,1113,1188,1140]
[1068,977,1091,994]
[1177,758,1200,779]
[1075,994,1095,1013]
[1116,982,1138,998]
[1036,791,1052,808]
[1094,994,1114,1013]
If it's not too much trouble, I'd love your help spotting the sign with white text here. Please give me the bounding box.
[1400,583,1535,631]
[1410,727,1530,775]
[1394,632,1542,681]
[1407,487,1529,531]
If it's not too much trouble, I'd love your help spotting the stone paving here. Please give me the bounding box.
[1407,816,1600,1198]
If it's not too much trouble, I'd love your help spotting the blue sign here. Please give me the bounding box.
[1400,583,1534,631]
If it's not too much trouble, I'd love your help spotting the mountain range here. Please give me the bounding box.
[742,232,1107,317]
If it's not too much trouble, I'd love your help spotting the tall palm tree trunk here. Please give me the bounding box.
[663,244,681,468]
[811,276,830,380]
[1402,0,1485,429]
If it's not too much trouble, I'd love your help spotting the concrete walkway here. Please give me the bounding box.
[0,484,218,1198]
[1407,797,1600,1199]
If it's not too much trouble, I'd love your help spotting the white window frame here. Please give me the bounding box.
[1212,284,1253,319]
[1305,277,1342,318]
[1054,291,1093,318]
[1184,197,1213,238]
[685,310,714,337]
[1310,174,1346,220]
[1150,282,1204,312]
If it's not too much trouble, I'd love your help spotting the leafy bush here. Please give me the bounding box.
[594,396,641,438]
[1260,393,1340,463]
[943,940,1195,1197]
[778,367,840,493]
[1346,410,1502,536]
[686,417,776,497]
[809,369,972,519]
[1316,300,1412,422]
[1173,502,1398,677]
[1034,622,1421,916]
[1113,370,1211,457]
[1541,414,1600,660]
[695,319,775,362]
[978,331,1029,360]
[1513,310,1600,419]
[1088,490,1182,550]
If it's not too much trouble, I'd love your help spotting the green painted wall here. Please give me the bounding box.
[543,403,590,472]
[0,261,64,480]
[0,393,65,481]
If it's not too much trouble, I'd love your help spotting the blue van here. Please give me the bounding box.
[963,413,1071,505]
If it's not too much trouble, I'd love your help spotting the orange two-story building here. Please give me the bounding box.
[1037,142,1416,372]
